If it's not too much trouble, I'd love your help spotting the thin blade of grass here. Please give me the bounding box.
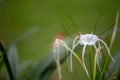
[110,10,119,50]
[100,10,119,80]
[93,13,102,35]
[68,15,78,30]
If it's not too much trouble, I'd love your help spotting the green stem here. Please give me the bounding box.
[0,42,14,80]
[99,55,108,80]
[89,52,93,80]
[93,53,97,80]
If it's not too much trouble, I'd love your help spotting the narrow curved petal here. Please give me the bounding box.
[59,39,70,72]
[53,40,60,61]
[65,47,70,73]
[98,41,102,60]
[56,53,62,80]
[82,45,89,77]
[70,36,79,72]
[93,44,101,73]
[52,39,67,80]
[53,44,62,80]
[99,39,114,62]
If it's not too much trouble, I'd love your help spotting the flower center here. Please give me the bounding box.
[79,34,99,45]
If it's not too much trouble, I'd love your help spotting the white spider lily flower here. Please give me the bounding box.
[52,39,68,80]
[70,33,114,76]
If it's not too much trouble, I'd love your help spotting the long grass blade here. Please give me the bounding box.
[110,10,119,50]
[100,10,119,80]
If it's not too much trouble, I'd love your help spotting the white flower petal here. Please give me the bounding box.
[70,36,79,72]
[79,34,99,46]
[99,39,114,62]
[82,45,89,77]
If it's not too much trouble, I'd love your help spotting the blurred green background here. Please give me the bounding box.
[0,0,120,79]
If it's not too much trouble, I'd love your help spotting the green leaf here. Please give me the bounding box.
[104,52,120,79]
[26,51,55,80]
[13,26,40,45]
[6,27,40,79]
[7,44,18,79]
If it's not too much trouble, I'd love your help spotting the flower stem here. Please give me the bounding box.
[89,50,93,80]
[93,52,97,80]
